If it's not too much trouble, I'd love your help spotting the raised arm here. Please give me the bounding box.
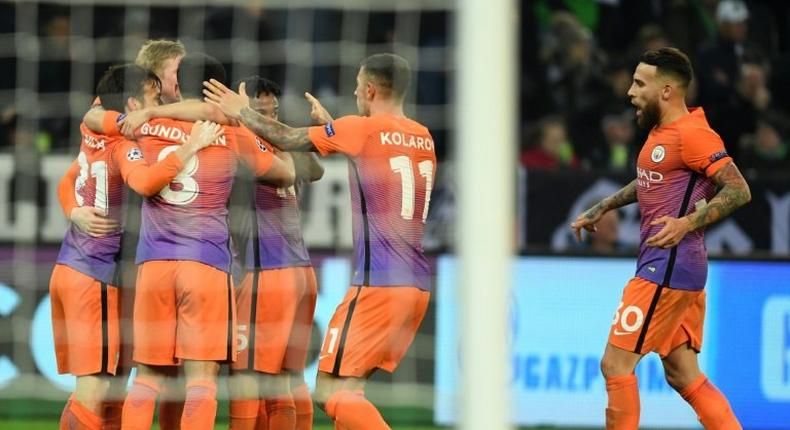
[203,79,315,152]
[570,179,637,241]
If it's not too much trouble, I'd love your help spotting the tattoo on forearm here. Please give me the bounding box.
[585,180,637,220]
[240,107,312,151]
[687,163,751,230]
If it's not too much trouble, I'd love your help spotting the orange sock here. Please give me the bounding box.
[180,380,218,430]
[266,395,296,430]
[680,375,742,430]
[60,396,103,430]
[100,400,123,430]
[229,399,259,430]
[255,398,269,430]
[605,374,640,430]
[121,377,160,430]
[325,390,390,430]
[292,383,313,430]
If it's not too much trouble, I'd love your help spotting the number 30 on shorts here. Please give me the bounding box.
[612,301,645,335]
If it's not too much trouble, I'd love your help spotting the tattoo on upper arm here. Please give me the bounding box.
[688,162,751,230]
[240,107,313,152]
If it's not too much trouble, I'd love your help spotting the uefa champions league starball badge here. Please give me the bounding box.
[651,145,665,163]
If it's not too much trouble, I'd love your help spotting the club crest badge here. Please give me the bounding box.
[651,145,665,163]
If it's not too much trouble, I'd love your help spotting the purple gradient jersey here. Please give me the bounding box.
[307,114,437,291]
[244,182,311,270]
[635,108,732,291]
[57,124,136,284]
[133,119,274,272]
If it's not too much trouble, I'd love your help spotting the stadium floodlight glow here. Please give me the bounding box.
[457,0,516,429]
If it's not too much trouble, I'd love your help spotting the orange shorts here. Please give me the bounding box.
[50,264,120,376]
[233,266,318,373]
[132,260,236,365]
[318,286,430,377]
[608,277,705,357]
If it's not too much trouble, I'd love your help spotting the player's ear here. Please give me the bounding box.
[366,81,376,100]
[126,96,142,112]
[661,84,672,101]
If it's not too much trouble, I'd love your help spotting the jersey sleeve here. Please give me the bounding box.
[58,159,80,218]
[307,115,369,157]
[101,110,123,136]
[234,126,275,176]
[680,126,732,177]
[112,139,184,197]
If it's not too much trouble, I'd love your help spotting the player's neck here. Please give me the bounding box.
[658,103,689,126]
[369,101,405,117]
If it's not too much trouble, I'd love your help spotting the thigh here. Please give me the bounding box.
[608,277,698,356]
[668,290,706,354]
[283,266,319,371]
[253,267,302,373]
[50,264,119,376]
[133,261,178,366]
[317,286,429,377]
[174,261,235,363]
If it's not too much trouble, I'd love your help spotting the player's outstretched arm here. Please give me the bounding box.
[570,179,637,241]
[685,162,751,230]
[305,92,333,125]
[118,100,231,139]
[203,79,315,152]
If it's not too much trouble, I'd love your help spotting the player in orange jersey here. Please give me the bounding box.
[572,48,750,430]
[53,64,222,430]
[117,53,295,430]
[227,76,323,430]
[205,53,435,430]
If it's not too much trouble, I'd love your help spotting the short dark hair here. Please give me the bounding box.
[177,53,227,99]
[96,64,160,112]
[639,47,694,88]
[234,75,282,98]
[359,53,411,100]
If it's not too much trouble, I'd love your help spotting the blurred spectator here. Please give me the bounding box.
[535,12,610,162]
[590,110,637,172]
[738,111,790,172]
[709,60,773,159]
[626,24,671,65]
[696,0,760,107]
[520,116,578,170]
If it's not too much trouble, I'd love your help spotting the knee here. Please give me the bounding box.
[314,372,341,415]
[600,355,621,379]
[664,368,696,392]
